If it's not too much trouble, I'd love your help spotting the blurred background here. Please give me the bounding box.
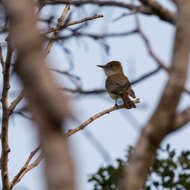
[0,0,190,190]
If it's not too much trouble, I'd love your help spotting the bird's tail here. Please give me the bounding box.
[121,95,136,109]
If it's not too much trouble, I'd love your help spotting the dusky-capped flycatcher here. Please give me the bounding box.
[97,61,136,109]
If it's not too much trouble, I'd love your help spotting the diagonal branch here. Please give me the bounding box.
[1,42,13,190]
[66,99,140,137]
[139,0,177,24]
[9,90,25,113]
[4,1,75,190]
[45,14,103,35]
[10,147,42,189]
[0,42,5,71]
[45,4,70,55]
[173,107,190,131]
[44,0,176,24]
[120,2,190,190]
[135,16,190,95]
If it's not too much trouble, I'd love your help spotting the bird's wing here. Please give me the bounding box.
[106,74,136,98]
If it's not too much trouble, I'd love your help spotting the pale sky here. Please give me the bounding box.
[1,1,190,190]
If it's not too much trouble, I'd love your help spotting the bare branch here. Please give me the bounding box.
[9,90,25,113]
[46,14,103,35]
[10,147,42,189]
[11,99,141,185]
[135,15,169,71]
[3,1,75,190]
[173,107,190,131]
[66,99,140,137]
[45,4,70,55]
[120,2,190,190]
[0,43,5,71]
[135,16,190,95]
[1,42,13,190]
[139,0,177,24]
[44,0,176,24]
[51,29,138,40]
[62,66,161,95]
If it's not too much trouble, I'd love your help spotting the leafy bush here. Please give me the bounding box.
[88,145,190,190]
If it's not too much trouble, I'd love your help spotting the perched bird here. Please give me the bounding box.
[97,61,136,109]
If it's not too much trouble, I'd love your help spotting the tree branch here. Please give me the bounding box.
[139,0,177,24]
[173,107,190,131]
[9,90,25,113]
[66,99,140,137]
[10,147,42,189]
[1,42,13,190]
[120,2,190,190]
[45,4,70,55]
[0,42,5,71]
[45,14,104,35]
[44,0,176,24]
[3,1,75,190]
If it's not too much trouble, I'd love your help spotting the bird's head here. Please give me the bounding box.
[97,61,123,76]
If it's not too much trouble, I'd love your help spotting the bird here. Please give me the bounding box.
[97,61,136,109]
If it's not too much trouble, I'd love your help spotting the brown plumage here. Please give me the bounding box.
[106,74,136,108]
[97,61,137,109]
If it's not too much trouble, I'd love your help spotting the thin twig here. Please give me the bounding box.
[45,0,176,24]
[61,66,162,95]
[1,43,13,190]
[65,99,140,137]
[0,43,5,71]
[139,0,177,24]
[45,14,103,34]
[51,29,138,40]
[10,147,42,188]
[135,15,169,71]
[135,15,190,95]
[45,4,70,55]
[9,90,25,113]
[11,98,139,187]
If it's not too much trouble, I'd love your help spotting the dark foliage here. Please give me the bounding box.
[89,145,190,190]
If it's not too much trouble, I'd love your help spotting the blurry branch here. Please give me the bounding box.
[4,1,75,190]
[44,0,176,24]
[51,68,82,88]
[62,87,106,95]
[173,107,190,131]
[7,5,71,113]
[135,16,190,95]
[139,0,177,24]
[120,2,190,189]
[61,66,161,95]
[131,66,161,85]
[51,29,138,40]
[0,43,5,71]
[45,4,70,55]
[11,105,114,184]
[9,90,24,113]
[135,16,169,71]
[10,147,43,189]
[113,12,139,22]
[1,41,13,190]
[66,98,140,137]
[45,14,104,35]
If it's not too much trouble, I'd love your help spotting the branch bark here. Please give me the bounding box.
[1,42,13,190]
[66,99,140,137]
[120,1,190,190]
[45,0,176,24]
[3,1,75,190]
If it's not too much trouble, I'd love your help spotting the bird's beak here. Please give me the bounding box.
[97,65,106,69]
